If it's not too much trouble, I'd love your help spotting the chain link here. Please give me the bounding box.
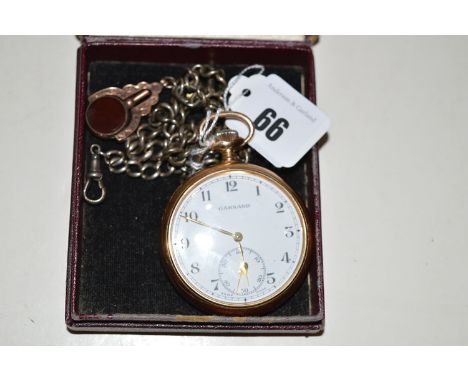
[94,64,246,180]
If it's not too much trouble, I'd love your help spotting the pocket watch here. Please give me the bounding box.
[161,111,312,316]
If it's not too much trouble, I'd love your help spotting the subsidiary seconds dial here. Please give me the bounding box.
[218,247,266,298]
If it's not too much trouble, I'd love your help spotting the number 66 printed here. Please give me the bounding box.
[254,108,289,142]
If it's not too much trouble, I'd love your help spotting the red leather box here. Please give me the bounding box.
[66,36,325,334]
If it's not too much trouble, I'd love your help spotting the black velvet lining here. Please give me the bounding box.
[79,62,312,317]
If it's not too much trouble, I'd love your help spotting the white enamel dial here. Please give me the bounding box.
[167,169,306,307]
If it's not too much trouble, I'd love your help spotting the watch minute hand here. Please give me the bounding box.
[180,215,237,239]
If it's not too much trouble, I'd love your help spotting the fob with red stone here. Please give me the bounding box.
[86,82,162,141]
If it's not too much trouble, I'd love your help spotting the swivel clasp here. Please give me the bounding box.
[83,145,106,204]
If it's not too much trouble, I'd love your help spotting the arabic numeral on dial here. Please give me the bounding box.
[182,211,198,220]
[275,201,284,213]
[190,262,200,274]
[201,190,211,202]
[180,238,190,249]
[211,279,219,291]
[226,180,238,192]
[267,272,276,284]
[281,252,291,263]
[284,226,294,238]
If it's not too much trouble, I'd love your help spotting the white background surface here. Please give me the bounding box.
[0,36,467,345]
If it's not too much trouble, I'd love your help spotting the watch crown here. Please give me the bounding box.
[199,111,255,164]
[211,129,245,163]
[213,129,240,143]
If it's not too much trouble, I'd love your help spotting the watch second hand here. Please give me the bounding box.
[235,263,249,294]
[235,271,242,294]
[238,242,249,285]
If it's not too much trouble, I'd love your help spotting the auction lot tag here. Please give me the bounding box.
[226,73,330,168]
